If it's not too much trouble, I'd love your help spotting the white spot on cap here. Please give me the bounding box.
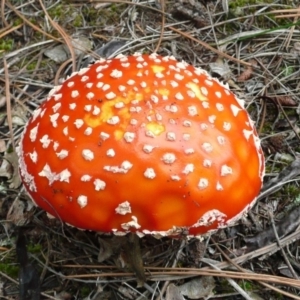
[183,120,192,127]
[156,113,163,121]
[200,86,208,96]
[121,161,133,171]
[63,127,68,136]
[78,68,89,76]
[203,159,212,167]
[231,104,241,117]
[184,148,195,154]
[53,93,62,101]
[56,149,68,159]
[102,83,110,90]
[155,72,164,78]
[121,216,141,230]
[171,175,181,181]
[38,164,56,185]
[29,151,38,163]
[188,106,198,116]
[52,103,61,113]
[118,85,126,92]
[92,106,101,115]
[202,101,209,109]
[32,108,42,122]
[162,153,176,164]
[183,133,190,141]
[182,163,194,174]
[115,201,131,215]
[106,148,115,157]
[144,168,156,179]
[175,92,184,100]
[243,129,253,140]
[81,175,92,181]
[83,127,92,135]
[115,102,124,109]
[74,119,84,128]
[103,161,133,174]
[151,95,159,103]
[200,123,208,130]
[94,179,106,191]
[165,105,178,113]
[86,82,93,88]
[187,90,195,98]
[174,73,184,81]
[208,115,216,124]
[135,55,144,61]
[107,116,120,125]
[170,80,178,88]
[50,113,59,127]
[143,145,155,153]
[130,119,138,125]
[216,182,223,191]
[100,132,110,140]
[77,195,88,208]
[198,178,208,189]
[82,149,94,161]
[217,136,226,145]
[140,81,147,88]
[215,91,222,98]
[86,92,94,100]
[202,143,213,152]
[96,81,103,88]
[124,132,135,143]
[221,165,232,176]
[69,103,76,110]
[223,122,231,131]
[110,69,122,78]
[216,103,224,111]
[166,132,176,141]
[145,130,155,138]
[71,90,79,98]
[176,61,187,69]
[53,142,59,151]
[127,79,135,85]
[59,169,71,182]
[106,92,116,100]
[40,135,51,148]
[205,79,213,86]
[62,115,69,122]
[29,125,39,142]
[67,81,74,87]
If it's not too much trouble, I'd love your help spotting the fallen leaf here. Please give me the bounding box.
[209,58,231,80]
[178,276,215,299]
[0,140,6,152]
[6,151,22,189]
[6,199,28,226]
[166,284,186,300]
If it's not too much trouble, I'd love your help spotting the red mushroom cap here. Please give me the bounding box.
[18,53,264,237]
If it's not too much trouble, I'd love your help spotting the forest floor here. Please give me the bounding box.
[1,0,300,299]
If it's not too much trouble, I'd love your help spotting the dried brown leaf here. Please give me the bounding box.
[237,59,257,82]
[276,95,297,106]
[6,199,28,226]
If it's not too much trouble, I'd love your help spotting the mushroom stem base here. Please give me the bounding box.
[124,233,145,287]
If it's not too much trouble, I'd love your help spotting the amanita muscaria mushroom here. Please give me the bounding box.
[18,53,264,237]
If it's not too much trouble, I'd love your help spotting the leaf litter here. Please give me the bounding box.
[1,0,300,299]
